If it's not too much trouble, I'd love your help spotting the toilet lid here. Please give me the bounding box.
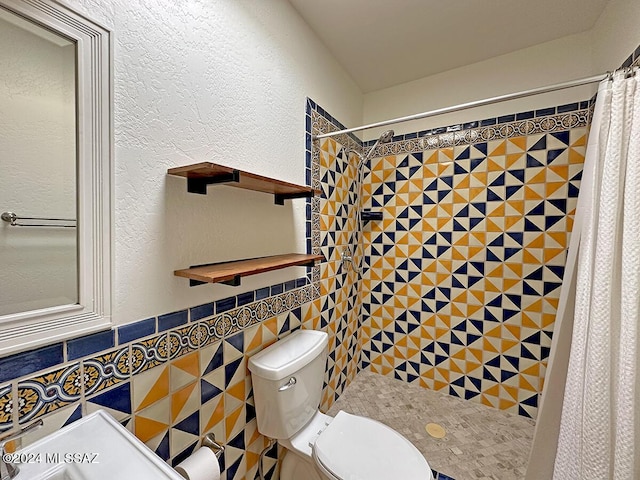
[312,411,431,480]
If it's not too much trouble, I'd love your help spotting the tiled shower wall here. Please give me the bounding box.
[358,107,590,419]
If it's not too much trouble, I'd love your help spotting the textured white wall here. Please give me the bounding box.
[0,18,77,316]
[59,0,362,324]
[362,32,595,141]
[591,0,640,71]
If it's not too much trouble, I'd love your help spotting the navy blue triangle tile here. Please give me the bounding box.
[455,205,470,218]
[63,405,83,426]
[470,262,485,275]
[229,430,245,450]
[396,171,408,181]
[226,332,244,355]
[523,281,542,296]
[521,344,539,360]
[508,169,525,183]
[528,136,547,151]
[468,377,482,391]
[455,147,471,160]
[454,162,469,175]
[549,198,567,213]
[453,220,467,232]
[452,276,466,288]
[504,309,519,321]
[475,142,488,155]
[441,176,454,188]
[383,194,394,205]
[467,334,481,345]
[546,265,565,280]
[201,379,223,404]
[526,154,544,167]
[438,190,450,202]
[451,333,464,346]
[487,189,503,201]
[486,355,501,368]
[398,156,409,168]
[435,354,448,365]
[506,185,522,198]
[544,282,562,295]
[171,442,198,467]
[425,179,438,191]
[483,367,498,382]
[489,172,506,187]
[471,202,486,215]
[505,294,522,309]
[522,393,539,407]
[469,276,483,287]
[465,390,481,400]
[524,218,543,232]
[437,245,451,256]
[506,232,524,245]
[452,376,465,387]
[422,193,436,205]
[470,319,484,333]
[484,308,499,322]
[504,247,520,259]
[154,432,170,461]
[551,131,570,145]
[568,183,580,197]
[439,232,452,244]
[89,383,131,415]
[489,234,504,247]
[525,267,544,281]
[470,158,485,171]
[227,456,243,480]
[224,358,243,388]
[486,249,502,262]
[409,165,421,178]
[547,148,566,164]
[570,170,583,182]
[501,370,518,382]
[504,355,520,370]
[373,185,384,195]
[487,295,502,307]
[175,411,199,436]
[436,342,450,355]
[519,406,533,418]
[527,202,545,216]
[546,216,564,229]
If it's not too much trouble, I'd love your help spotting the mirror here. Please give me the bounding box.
[0,8,78,316]
[0,0,112,355]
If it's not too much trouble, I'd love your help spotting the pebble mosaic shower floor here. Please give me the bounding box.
[327,371,535,480]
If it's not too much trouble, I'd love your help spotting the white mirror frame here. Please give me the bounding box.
[0,0,112,355]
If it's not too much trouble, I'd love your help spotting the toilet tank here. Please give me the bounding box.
[248,330,328,440]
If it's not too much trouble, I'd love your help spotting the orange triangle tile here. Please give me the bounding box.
[171,382,196,422]
[439,203,454,216]
[505,325,520,339]
[542,313,557,328]
[451,360,465,374]
[225,406,244,438]
[466,361,482,373]
[485,280,501,293]
[524,186,543,200]
[499,399,517,410]
[519,376,538,391]
[501,339,519,353]
[526,234,545,249]
[489,203,506,217]
[509,136,526,150]
[548,165,569,180]
[503,385,520,401]
[486,219,502,232]
[470,290,485,303]
[469,186,485,200]
[484,384,500,396]
[263,317,278,336]
[522,362,541,376]
[173,352,199,378]
[523,249,542,264]
[490,141,507,156]
[481,395,497,408]
[486,325,502,338]
[452,349,466,360]
[487,158,504,171]
[246,451,260,470]
[547,232,567,247]
[467,304,483,316]
[227,380,246,402]
[506,153,524,168]
[544,248,566,263]
[451,304,465,317]
[546,182,566,196]
[468,246,485,258]
[138,368,169,411]
[569,147,585,163]
[503,278,521,291]
[506,201,525,215]
[469,349,483,362]
[529,169,546,183]
[135,417,167,443]
[483,338,499,353]
[488,264,503,277]
[246,328,263,353]
[546,297,559,309]
[455,174,471,189]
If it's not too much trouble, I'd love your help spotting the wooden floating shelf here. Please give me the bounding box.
[175,253,324,287]
[167,162,321,204]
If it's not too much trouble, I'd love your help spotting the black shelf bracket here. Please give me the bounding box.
[187,170,241,195]
[274,190,315,205]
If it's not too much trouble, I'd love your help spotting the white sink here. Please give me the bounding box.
[12,410,183,480]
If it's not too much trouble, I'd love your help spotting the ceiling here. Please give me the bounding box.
[288,0,610,93]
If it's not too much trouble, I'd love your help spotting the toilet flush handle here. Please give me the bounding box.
[278,377,297,392]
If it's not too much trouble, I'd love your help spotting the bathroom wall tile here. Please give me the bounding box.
[130,333,169,375]
[171,381,200,425]
[133,364,169,412]
[83,346,130,396]
[171,351,199,392]
[134,397,170,449]
[0,343,64,384]
[18,363,81,424]
[168,323,201,360]
[0,385,11,432]
[86,382,131,422]
[158,309,188,332]
[117,318,156,344]
[67,330,115,360]
[190,303,214,322]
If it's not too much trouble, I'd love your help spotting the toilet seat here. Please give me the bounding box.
[311,411,433,480]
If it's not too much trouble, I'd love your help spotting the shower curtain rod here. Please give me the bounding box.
[312,73,608,140]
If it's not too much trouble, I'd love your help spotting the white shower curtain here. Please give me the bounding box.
[553,70,640,479]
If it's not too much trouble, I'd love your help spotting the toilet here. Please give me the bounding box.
[248,329,433,480]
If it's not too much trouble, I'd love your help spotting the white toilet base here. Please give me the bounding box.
[280,449,324,480]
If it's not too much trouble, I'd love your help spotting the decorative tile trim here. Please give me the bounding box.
[18,363,81,424]
[368,108,590,157]
[0,385,11,431]
[83,347,130,396]
[131,334,169,375]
